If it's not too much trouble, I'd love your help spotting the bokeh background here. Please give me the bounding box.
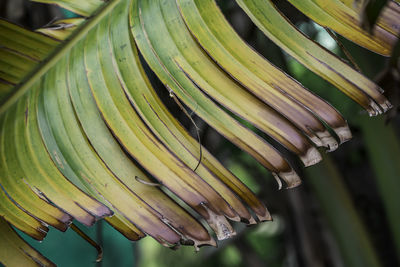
[1,1,400,266]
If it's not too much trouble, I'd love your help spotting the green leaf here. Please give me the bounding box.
[0,0,396,265]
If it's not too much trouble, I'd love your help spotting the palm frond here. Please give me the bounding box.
[0,0,396,265]
[236,0,392,116]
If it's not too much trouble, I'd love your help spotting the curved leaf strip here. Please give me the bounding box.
[31,0,104,17]
[0,99,72,232]
[288,0,397,56]
[0,20,57,61]
[0,217,55,267]
[0,186,47,241]
[38,57,155,241]
[146,0,324,166]
[177,0,351,149]
[0,20,58,102]
[84,5,241,240]
[68,37,216,246]
[38,1,223,244]
[37,0,271,225]
[17,89,112,226]
[0,112,50,241]
[104,216,143,241]
[376,1,400,37]
[236,0,391,116]
[339,0,400,37]
[42,47,213,247]
[131,0,302,188]
[58,14,216,248]
[107,2,265,223]
[36,60,145,242]
[110,1,269,222]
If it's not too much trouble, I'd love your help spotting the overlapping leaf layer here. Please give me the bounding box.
[0,0,397,265]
